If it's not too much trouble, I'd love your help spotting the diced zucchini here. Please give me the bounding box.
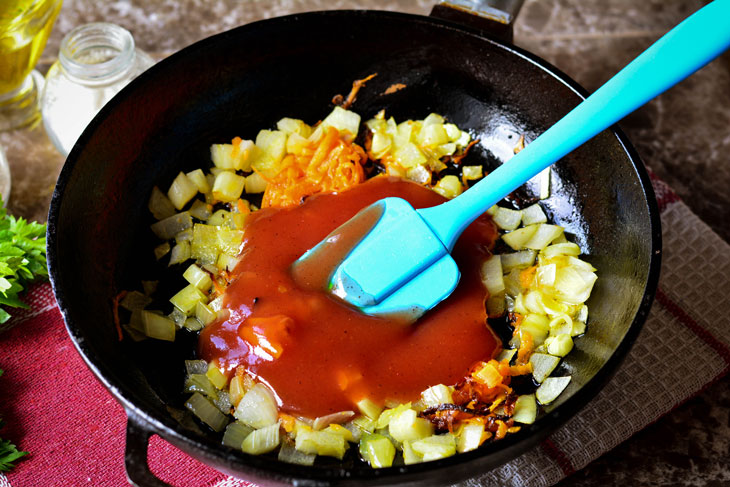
[501,250,537,271]
[212,171,246,202]
[186,168,211,194]
[443,123,461,141]
[405,164,431,185]
[521,204,548,226]
[411,434,456,462]
[185,359,208,375]
[536,376,571,405]
[296,427,348,459]
[191,223,220,265]
[241,422,281,455]
[480,254,505,295]
[322,424,356,443]
[206,362,228,389]
[352,415,376,434]
[320,106,360,137]
[359,433,396,468]
[388,408,434,443]
[375,403,410,429]
[207,209,229,227]
[457,422,485,453]
[140,310,176,341]
[189,199,212,220]
[234,383,279,429]
[150,211,193,240]
[148,186,177,220]
[357,398,383,420]
[217,252,240,272]
[183,263,212,291]
[195,301,217,327]
[185,392,229,432]
[168,240,191,266]
[168,172,199,210]
[502,224,539,251]
[542,242,582,259]
[370,131,392,159]
[493,207,523,231]
[462,165,482,181]
[212,389,232,414]
[183,316,203,331]
[277,117,312,137]
[420,384,453,407]
[251,130,287,176]
[495,348,517,363]
[523,224,564,250]
[119,291,152,312]
[394,142,427,169]
[168,307,186,328]
[245,172,268,194]
[512,394,537,424]
[529,353,560,383]
[473,362,503,388]
[217,228,243,254]
[278,441,316,465]
[401,440,423,465]
[175,227,193,244]
[210,140,255,171]
[418,122,449,147]
[433,175,463,199]
[185,373,218,399]
[222,421,254,450]
[170,284,207,315]
[286,132,310,155]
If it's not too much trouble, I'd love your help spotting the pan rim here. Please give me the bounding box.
[47,8,662,485]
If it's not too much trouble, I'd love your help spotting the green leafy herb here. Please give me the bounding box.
[0,369,28,472]
[0,196,48,324]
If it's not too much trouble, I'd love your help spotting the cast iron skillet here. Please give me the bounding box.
[47,7,661,487]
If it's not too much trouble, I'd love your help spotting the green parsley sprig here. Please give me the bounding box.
[0,198,48,472]
[0,369,28,472]
[0,196,47,323]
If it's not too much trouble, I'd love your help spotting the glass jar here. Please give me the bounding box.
[41,22,154,156]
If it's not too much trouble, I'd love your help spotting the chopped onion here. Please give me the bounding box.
[185,392,229,432]
[536,376,571,405]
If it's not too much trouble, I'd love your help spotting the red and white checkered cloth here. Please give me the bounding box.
[1,177,728,487]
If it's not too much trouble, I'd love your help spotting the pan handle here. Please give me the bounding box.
[430,0,525,43]
[124,412,173,487]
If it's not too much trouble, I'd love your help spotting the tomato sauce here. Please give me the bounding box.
[199,176,500,417]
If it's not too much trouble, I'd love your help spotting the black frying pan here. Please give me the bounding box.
[47,7,661,487]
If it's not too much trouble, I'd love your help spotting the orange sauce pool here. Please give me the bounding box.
[199,176,500,417]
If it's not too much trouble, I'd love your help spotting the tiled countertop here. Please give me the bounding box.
[2,0,728,485]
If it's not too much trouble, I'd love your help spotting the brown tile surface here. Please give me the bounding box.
[3,0,728,485]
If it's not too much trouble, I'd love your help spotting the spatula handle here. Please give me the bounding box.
[419,0,730,251]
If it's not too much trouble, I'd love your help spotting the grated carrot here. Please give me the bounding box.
[333,73,378,110]
[520,265,537,289]
[262,126,366,208]
[112,290,128,341]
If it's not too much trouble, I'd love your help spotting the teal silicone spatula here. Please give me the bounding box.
[293,0,730,322]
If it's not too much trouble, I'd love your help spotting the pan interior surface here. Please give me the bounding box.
[48,10,659,485]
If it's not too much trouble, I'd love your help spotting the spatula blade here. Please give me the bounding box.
[328,197,449,307]
[357,254,460,322]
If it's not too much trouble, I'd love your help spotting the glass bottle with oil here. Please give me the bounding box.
[0,0,63,131]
